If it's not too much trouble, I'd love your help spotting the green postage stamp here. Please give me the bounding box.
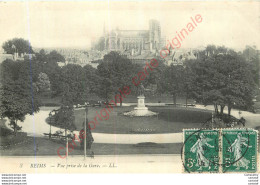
[183,129,258,173]
[183,130,220,173]
[222,129,258,173]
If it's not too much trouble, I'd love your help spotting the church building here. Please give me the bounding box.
[100,20,165,54]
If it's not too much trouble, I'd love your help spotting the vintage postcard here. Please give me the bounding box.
[0,1,259,174]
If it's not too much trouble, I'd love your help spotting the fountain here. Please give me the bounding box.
[124,84,157,117]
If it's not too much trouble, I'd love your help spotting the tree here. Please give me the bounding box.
[2,38,33,56]
[97,52,135,106]
[34,50,63,96]
[205,45,217,56]
[83,64,100,95]
[242,46,260,86]
[190,47,256,115]
[182,60,197,107]
[53,106,76,147]
[60,64,89,106]
[219,54,256,115]
[189,55,226,113]
[53,106,76,131]
[160,64,184,106]
[36,72,51,95]
[48,50,65,63]
[0,60,41,134]
[144,57,167,86]
[35,49,48,62]
[197,45,230,60]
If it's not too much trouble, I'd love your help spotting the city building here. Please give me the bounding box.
[0,53,14,63]
[165,49,197,66]
[96,20,165,54]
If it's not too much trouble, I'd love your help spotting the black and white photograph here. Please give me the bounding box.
[0,0,259,180]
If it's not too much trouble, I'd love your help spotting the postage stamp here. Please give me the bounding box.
[183,129,220,173]
[222,129,258,173]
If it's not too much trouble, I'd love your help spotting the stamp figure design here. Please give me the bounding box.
[222,129,258,173]
[190,133,215,170]
[183,130,219,173]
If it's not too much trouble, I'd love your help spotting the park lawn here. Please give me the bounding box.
[40,94,194,107]
[74,106,212,134]
[0,136,182,156]
[1,135,259,156]
[0,119,32,149]
[0,133,29,148]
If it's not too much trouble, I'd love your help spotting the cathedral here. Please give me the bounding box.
[99,20,165,54]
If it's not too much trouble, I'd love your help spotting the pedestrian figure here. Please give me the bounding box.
[79,125,94,151]
[80,107,94,157]
[79,128,85,150]
[241,117,246,127]
[86,124,94,156]
[90,151,94,159]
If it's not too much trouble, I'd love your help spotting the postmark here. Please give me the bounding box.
[222,129,258,173]
[183,129,220,173]
[183,128,258,173]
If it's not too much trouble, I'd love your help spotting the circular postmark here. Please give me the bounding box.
[181,128,220,173]
[181,118,251,173]
[221,129,252,173]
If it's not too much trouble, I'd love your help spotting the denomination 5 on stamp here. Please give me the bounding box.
[222,129,258,173]
[183,130,220,173]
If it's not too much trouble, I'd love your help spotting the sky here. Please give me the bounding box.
[0,1,259,50]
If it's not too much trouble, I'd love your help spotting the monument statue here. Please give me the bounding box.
[124,82,157,116]
[138,83,145,96]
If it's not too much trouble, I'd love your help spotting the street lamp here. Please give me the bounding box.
[48,111,55,139]
[84,107,87,160]
[48,112,52,139]
[84,106,89,160]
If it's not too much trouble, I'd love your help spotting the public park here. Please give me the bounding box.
[0,38,260,158]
